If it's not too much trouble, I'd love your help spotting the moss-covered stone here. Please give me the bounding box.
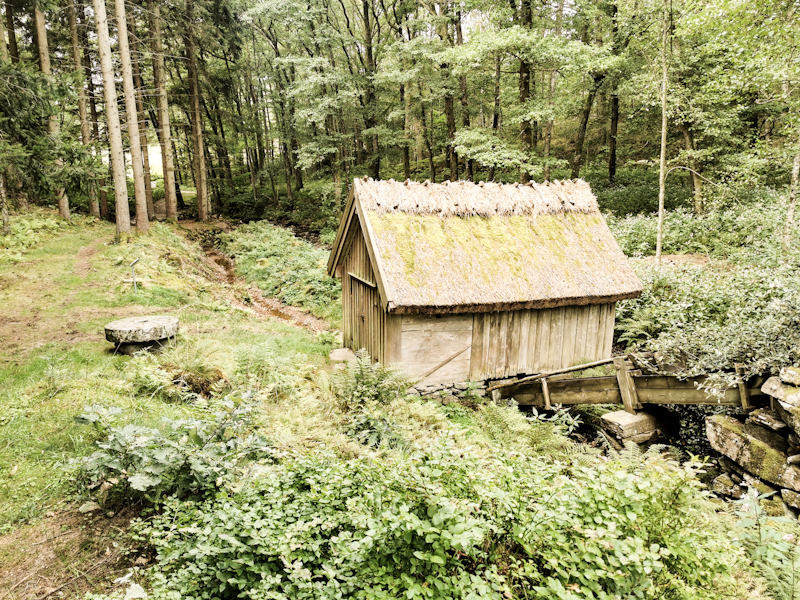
[775,401,800,437]
[762,377,800,406]
[706,415,800,492]
[782,366,800,386]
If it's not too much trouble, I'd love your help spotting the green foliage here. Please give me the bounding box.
[479,400,574,456]
[69,401,272,506]
[233,341,313,399]
[218,220,341,324]
[328,350,412,413]
[129,444,740,600]
[343,407,406,449]
[0,211,97,261]
[732,489,800,600]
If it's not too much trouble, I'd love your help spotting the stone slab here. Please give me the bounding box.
[706,415,800,492]
[781,367,800,387]
[762,377,800,406]
[743,421,789,454]
[776,401,800,437]
[747,408,789,433]
[105,316,179,344]
[601,410,659,439]
[329,348,357,363]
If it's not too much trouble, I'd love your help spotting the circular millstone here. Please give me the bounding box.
[105,315,179,344]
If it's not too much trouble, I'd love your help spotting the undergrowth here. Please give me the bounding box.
[217,221,341,325]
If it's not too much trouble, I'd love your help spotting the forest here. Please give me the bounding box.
[1,0,800,598]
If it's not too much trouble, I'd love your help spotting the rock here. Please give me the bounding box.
[719,455,746,477]
[712,474,745,499]
[79,501,102,514]
[441,395,457,405]
[115,339,171,356]
[762,377,800,407]
[454,382,471,391]
[762,496,794,518]
[743,471,779,495]
[731,472,743,484]
[747,408,789,433]
[775,401,800,436]
[706,415,800,492]
[329,348,357,362]
[627,430,660,444]
[743,421,789,454]
[106,315,178,347]
[782,489,800,510]
[789,455,800,465]
[601,410,660,440]
[781,367,800,387]
[791,433,800,447]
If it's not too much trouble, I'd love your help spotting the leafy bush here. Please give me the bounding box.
[615,261,800,389]
[233,341,313,399]
[69,401,272,506]
[343,408,406,449]
[130,444,743,599]
[732,489,800,600]
[218,220,341,323]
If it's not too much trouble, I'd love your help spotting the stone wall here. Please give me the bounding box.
[408,381,489,401]
[707,366,800,517]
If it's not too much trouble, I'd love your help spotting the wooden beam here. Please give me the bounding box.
[354,196,393,310]
[614,357,640,414]
[736,364,753,412]
[486,356,616,392]
[347,271,376,288]
[421,343,472,379]
[542,377,551,410]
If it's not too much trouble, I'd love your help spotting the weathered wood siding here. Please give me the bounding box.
[397,314,472,384]
[469,303,616,380]
[341,220,385,363]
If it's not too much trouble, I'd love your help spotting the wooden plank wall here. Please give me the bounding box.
[341,220,385,363]
[469,303,616,380]
[399,314,472,384]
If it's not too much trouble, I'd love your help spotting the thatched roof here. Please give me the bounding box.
[328,178,642,314]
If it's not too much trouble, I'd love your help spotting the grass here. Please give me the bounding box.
[0,213,334,530]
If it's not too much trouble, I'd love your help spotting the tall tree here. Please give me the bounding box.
[148,0,178,220]
[68,0,100,217]
[115,0,149,232]
[184,0,209,221]
[34,6,70,219]
[93,0,131,239]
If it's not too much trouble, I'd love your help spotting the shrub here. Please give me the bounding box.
[129,444,742,599]
[69,401,272,506]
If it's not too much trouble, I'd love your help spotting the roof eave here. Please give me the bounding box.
[387,290,643,315]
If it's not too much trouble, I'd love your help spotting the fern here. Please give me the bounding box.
[329,350,413,413]
[478,400,574,457]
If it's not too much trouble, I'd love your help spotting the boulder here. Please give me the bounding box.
[775,401,800,436]
[743,421,789,454]
[711,474,745,499]
[782,489,800,510]
[601,410,660,440]
[105,315,179,344]
[781,366,800,387]
[329,348,357,363]
[706,415,800,492]
[762,377,800,407]
[747,408,788,433]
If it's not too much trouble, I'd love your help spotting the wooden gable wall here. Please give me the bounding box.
[341,218,386,363]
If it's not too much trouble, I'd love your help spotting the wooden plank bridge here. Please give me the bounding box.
[488,356,764,414]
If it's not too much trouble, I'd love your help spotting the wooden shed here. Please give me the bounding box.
[327,178,643,385]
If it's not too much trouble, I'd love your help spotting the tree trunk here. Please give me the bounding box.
[609,94,619,184]
[115,0,148,232]
[401,83,411,180]
[79,6,109,220]
[362,0,380,179]
[678,122,703,214]
[444,90,458,181]
[67,0,99,218]
[570,77,602,179]
[34,7,70,220]
[782,139,800,257]
[0,2,7,62]
[129,16,154,220]
[420,94,435,182]
[148,0,178,220]
[543,0,564,182]
[490,56,501,181]
[656,0,671,262]
[455,12,473,181]
[93,0,131,240]
[519,0,533,183]
[3,2,17,63]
